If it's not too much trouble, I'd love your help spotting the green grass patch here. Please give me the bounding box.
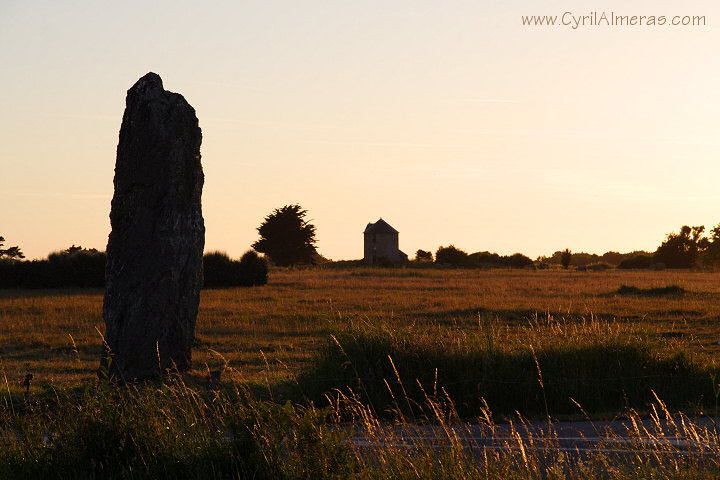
[616,285,686,296]
[300,318,717,419]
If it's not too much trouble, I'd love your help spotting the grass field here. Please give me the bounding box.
[1,268,719,404]
[2,267,720,478]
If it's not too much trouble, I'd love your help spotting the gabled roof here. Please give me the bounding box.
[364,218,398,234]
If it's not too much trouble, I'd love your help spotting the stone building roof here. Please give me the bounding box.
[364,218,398,234]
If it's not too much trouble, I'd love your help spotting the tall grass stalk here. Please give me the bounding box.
[1,369,719,478]
[304,314,719,418]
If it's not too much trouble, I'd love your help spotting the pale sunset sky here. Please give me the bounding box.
[1,1,719,261]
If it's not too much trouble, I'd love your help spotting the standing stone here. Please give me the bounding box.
[100,72,204,381]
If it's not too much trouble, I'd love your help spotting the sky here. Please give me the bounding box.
[1,0,719,261]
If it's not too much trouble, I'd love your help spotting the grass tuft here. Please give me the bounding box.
[302,316,717,418]
[616,285,686,296]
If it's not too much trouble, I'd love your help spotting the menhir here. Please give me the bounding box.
[100,72,204,381]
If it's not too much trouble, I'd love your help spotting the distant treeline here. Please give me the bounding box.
[0,247,268,289]
[414,246,535,268]
[540,224,720,270]
[412,222,720,270]
[539,250,652,268]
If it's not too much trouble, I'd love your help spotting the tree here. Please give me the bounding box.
[415,249,433,262]
[467,251,500,266]
[704,222,720,267]
[561,249,571,269]
[435,245,468,266]
[654,225,706,268]
[252,204,317,266]
[0,236,24,260]
[505,253,533,268]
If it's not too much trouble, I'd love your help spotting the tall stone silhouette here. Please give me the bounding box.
[101,72,204,380]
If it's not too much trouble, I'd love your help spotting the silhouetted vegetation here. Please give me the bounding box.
[543,222,720,270]
[318,259,364,269]
[505,253,533,268]
[0,235,24,259]
[468,251,534,268]
[252,204,318,267]
[435,245,469,265]
[202,251,268,288]
[560,248,572,269]
[617,254,654,269]
[0,248,268,289]
[466,251,496,265]
[202,251,237,287]
[703,223,720,266]
[238,251,269,286]
[434,246,533,269]
[541,250,652,267]
[414,249,433,262]
[654,225,707,269]
[0,246,105,289]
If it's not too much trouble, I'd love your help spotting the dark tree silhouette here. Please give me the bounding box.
[561,249,572,269]
[435,245,468,265]
[704,223,720,267]
[505,253,534,268]
[0,236,24,259]
[252,204,317,266]
[202,251,268,287]
[654,225,707,268]
[415,249,433,262]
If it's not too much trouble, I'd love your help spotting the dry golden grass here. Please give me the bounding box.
[1,268,719,389]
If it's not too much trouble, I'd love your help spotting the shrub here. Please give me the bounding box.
[202,251,238,287]
[203,251,268,288]
[561,249,572,269]
[414,249,433,262]
[0,246,105,289]
[617,255,654,269]
[504,253,533,268]
[435,245,469,266]
[238,250,268,286]
[467,251,500,266]
[0,248,268,290]
[465,252,532,269]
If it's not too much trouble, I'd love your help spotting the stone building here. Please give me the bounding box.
[363,218,408,265]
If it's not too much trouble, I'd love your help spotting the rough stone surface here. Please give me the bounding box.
[101,72,204,381]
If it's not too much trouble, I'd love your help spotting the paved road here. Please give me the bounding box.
[350,417,720,457]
